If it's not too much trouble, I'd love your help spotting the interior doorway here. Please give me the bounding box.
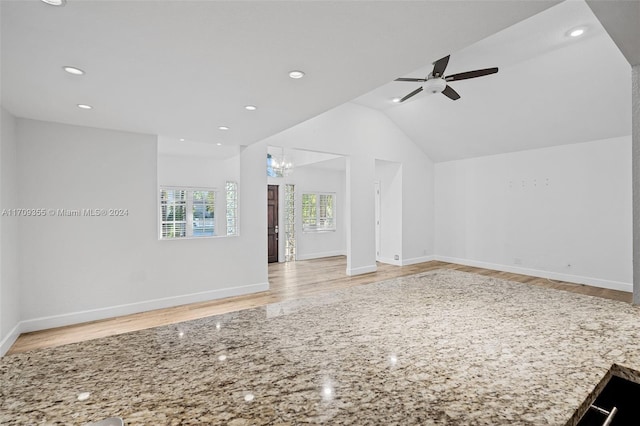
[374,160,402,265]
[267,184,279,263]
[374,181,381,261]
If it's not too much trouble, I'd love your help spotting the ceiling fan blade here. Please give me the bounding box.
[445,67,498,82]
[399,86,423,102]
[442,85,460,100]
[432,55,450,78]
[395,77,427,82]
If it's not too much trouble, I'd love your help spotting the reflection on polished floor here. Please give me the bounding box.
[1,261,639,425]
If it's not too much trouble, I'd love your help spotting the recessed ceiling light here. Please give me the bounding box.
[63,66,84,75]
[218,126,229,131]
[216,143,222,146]
[288,70,305,79]
[392,97,401,103]
[179,138,185,142]
[568,27,585,38]
[77,104,93,110]
[41,0,66,6]
[244,105,257,111]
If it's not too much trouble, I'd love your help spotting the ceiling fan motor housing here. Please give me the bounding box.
[425,78,447,94]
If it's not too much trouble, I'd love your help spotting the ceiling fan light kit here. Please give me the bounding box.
[424,78,446,94]
[395,55,498,102]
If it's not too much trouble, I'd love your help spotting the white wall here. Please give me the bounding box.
[158,154,240,188]
[0,108,20,355]
[293,165,346,261]
[435,136,633,291]
[632,64,640,304]
[262,102,435,274]
[16,119,268,332]
[158,153,240,236]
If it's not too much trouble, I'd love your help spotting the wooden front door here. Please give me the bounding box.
[267,185,279,263]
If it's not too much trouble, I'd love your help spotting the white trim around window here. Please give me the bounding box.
[301,191,336,232]
[159,186,217,240]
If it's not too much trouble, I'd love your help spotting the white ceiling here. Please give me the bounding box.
[354,0,632,162]
[1,0,560,151]
[586,0,640,66]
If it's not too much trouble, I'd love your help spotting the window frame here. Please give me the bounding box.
[225,181,239,236]
[301,191,336,233]
[284,183,296,261]
[159,186,217,240]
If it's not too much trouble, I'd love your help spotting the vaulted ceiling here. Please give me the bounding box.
[2,0,559,153]
[354,0,632,161]
[2,1,633,163]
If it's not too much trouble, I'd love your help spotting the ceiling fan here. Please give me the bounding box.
[395,55,498,101]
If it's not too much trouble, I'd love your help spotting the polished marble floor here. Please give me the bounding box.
[1,269,639,425]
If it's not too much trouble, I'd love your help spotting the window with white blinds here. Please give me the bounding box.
[160,189,187,238]
[160,187,215,239]
[302,192,335,232]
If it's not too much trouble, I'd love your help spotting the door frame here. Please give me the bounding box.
[374,181,381,261]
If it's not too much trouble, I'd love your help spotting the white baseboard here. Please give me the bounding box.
[296,250,347,261]
[401,255,436,266]
[0,322,22,357]
[18,282,270,334]
[378,255,436,266]
[434,255,632,293]
[346,264,377,276]
[377,256,402,266]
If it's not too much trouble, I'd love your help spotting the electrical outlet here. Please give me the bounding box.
[514,258,522,265]
[394,254,399,261]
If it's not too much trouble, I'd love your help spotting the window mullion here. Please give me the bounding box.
[187,192,194,237]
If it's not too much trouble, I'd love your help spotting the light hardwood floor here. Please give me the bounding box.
[6,257,631,355]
